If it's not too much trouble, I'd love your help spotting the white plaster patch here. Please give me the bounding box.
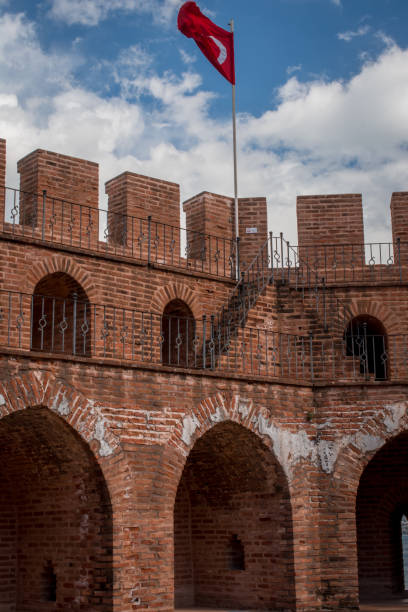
[94,417,114,457]
[181,414,200,446]
[0,394,5,407]
[210,405,226,424]
[384,402,407,433]
[51,390,70,416]
[237,397,251,419]
[317,440,345,474]
[255,414,316,478]
[355,432,384,453]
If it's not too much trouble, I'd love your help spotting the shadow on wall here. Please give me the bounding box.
[174,420,296,611]
[0,406,113,611]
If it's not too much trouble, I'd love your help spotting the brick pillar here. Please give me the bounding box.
[391,192,408,273]
[0,138,5,227]
[297,194,365,282]
[236,197,268,270]
[17,149,99,248]
[183,192,234,275]
[105,172,180,264]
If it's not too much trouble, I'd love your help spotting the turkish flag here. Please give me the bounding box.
[177,1,235,85]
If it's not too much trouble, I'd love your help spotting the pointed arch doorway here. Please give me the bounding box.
[173,421,295,610]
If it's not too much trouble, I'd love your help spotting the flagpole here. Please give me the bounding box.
[229,19,240,281]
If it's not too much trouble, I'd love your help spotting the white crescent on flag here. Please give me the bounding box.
[209,36,227,65]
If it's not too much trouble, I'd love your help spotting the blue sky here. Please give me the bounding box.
[1,0,408,242]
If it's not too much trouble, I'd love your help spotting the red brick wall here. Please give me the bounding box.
[105,172,180,260]
[175,421,295,610]
[391,192,408,267]
[0,407,112,611]
[0,138,5,225]
[237,197,268,269]
[16,149,99,246]
[297,194,365,277]
[357,432,408,599]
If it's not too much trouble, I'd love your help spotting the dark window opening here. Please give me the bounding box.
[162,299,195,368]
[344,315,388,380]
[402,515,408,590]
[41,560,57,602]
[31,272,91,357]
[227,534,245,571]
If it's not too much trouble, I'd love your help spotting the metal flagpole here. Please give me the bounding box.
[229,19,240,281]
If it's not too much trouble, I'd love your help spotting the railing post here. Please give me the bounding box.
[202,315,207,369]
[147,215,152,266]
[280,232,284,283]
[210,314,215,370]
[309,331,315,382]
[269,231,274,284]
[322,277,327,331]
[397,237,402,283]
[41,190,46,240]
[363,322,369,380]
[72,292,78,356]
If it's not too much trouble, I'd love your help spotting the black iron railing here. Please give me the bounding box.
[1,289,406,382]
[1,186,237,279]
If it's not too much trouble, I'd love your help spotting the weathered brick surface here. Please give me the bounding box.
[1,139,408,612]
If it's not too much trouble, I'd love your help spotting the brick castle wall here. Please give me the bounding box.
[0,137,408,611]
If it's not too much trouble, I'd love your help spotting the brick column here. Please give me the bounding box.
[297,194,365,283]
[17,149,99,248]
[236,197,268,270]
[0,138,5,227]
[183,192,234,275]
[105,172,180,263]
[391,192,408,274]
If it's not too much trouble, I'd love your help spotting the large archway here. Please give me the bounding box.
[174,421,295,610]
[0,407,113,611]
[357,431,408,603]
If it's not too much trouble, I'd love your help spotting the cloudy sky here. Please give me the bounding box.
[2,0,408,243]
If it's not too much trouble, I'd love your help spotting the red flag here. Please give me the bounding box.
[177,2,235,85]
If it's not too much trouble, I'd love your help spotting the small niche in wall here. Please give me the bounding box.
[41,560,57,602]
[227,534,245,571]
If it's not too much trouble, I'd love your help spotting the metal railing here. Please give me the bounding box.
[1,289,407,382]
[277,239,406,285]
[1,186,237,279]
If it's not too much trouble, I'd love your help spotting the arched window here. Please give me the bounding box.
[31,273,91,356]
[161,299,195,367]
[345,315,388,380]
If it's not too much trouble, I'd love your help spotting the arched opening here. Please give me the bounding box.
[161,299,195,367]
[31,272,91,356]
[173,421,295,610]
[0,407,113,611]
[356,432,408,604]
[345,314,388,380]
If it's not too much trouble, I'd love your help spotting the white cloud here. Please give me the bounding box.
[179,48,196,65]
[331,0,342,6]
[338,25,370,42]
[376,30,396,49]
[48,0,182,26]
[286,64,302,75]
[1,11,408,245]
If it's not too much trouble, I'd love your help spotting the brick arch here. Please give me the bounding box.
[333,401,408,493]
[24,254,97,302]
[167,393,276,497]
[342,298,399,336]
[0,371,120,461]
[150,281,204,321]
